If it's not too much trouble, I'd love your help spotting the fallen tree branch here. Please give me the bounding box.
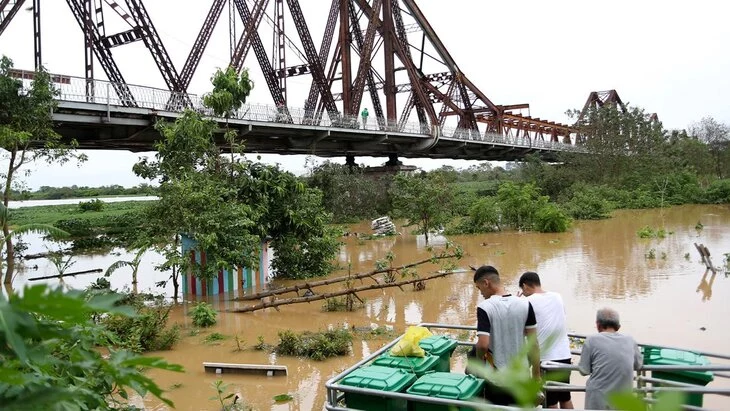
[232,252,461,301]
[28,268,103,281]
[229,269,460,313]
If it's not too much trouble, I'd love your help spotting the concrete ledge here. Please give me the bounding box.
[203,362,288,376]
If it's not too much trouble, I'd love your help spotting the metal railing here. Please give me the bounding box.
[324,322,730,411]
[11,70,586,154]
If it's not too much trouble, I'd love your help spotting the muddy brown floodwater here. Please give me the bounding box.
[40,204,730,410]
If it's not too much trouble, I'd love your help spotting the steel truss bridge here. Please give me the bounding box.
[1,0,594,161]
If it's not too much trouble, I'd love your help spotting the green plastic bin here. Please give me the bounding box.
[373,352,441,377]
[340,365,417,411]
[643,347,714,407]
[419,336,458,372]
[406,372,485,411]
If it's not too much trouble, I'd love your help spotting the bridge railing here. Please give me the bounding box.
[15,70,583,153]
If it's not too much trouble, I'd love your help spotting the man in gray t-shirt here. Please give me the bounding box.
[578,308,642,410]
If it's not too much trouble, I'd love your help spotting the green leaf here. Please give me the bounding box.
[273,393,294,402]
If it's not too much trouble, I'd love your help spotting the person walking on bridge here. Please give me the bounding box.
[518,271,574,409]
[361,107,369,129]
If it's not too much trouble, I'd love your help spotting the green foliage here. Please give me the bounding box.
[135,102,339,284]
[100,293,181,353]
[637,226,669,239]
[608,390,685,411]
[209,380,250,411]
[276,328,353,361]
[202,67,253,118]
[0,56,86,284]
[0,284,182,409]
[495,182,549,230]
[533,204,572,233]
[203,332,228,344]
[390,172,453,244]
[305,159,391,222]
[452,197,501,234]
[563,185,614,219]
[273,394,294,402]
[190,301,218,327]
[78,198,106,212]
[704,179,730,203]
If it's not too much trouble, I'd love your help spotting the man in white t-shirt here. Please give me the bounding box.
[519,271,574,409]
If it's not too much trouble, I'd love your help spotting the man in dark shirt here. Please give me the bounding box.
[471,265,541,406]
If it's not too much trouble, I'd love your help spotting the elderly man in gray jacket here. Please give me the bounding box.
[578,308,643,410]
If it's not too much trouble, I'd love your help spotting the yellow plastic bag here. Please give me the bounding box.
[390,326,433,357]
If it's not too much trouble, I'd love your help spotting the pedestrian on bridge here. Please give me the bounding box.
[361,107,369,129]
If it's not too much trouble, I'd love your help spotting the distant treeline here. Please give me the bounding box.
[10,184,158,200]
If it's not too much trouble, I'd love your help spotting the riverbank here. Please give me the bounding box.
[8,199,151,226]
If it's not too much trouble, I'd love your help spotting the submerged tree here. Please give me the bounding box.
[0,56,86,285]
[134,68,339,298]
[390,172,453,244]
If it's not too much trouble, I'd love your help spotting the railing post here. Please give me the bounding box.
[105,82,111,123]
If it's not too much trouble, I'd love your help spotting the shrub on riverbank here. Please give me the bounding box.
[276,328,352,361]
[95,290,181,353]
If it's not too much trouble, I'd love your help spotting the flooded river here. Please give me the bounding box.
[8,204,730,410]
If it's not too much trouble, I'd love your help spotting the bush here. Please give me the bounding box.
[101,296,181,352]
[276,328,352,361]
[704,179,730,203]
[78,198,106,212]
[190,301,218,327]
[533,204,571,233]
[563,186,613,220]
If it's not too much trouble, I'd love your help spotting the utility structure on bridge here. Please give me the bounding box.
[1,0,580,161]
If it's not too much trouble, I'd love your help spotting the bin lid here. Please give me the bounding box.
[340,365,417,392]
[406,372,485,400]
[419,335,458,356]
[373,352,440,376]
[643,347,714,383]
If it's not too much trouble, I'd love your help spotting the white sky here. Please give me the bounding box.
[1,0,729,190]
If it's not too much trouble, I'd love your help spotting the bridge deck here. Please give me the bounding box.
[35,73,584,160]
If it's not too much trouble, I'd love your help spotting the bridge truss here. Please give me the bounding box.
[0,0,577,146]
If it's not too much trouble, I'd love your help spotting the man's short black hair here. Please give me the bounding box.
[473,265,499,282]
[518,271,541,288]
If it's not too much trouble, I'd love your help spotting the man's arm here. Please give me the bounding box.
[476,307,491,363]
[633,341,643,370]
[525,327,541,379]
[577,338,592,376]
[524,303,540,379]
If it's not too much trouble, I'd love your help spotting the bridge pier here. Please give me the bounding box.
[384,154,403,167]
[345,154,357,169]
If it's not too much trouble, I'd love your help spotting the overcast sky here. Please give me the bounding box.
[1,0,729,190]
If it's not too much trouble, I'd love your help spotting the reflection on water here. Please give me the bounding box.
[6,204,730,409]
[696,269,718,301]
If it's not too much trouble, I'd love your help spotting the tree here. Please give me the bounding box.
[202,66,254,167]
[105,248,147,294]
[390,172,453,244]
[688,117,730,178]
[134,68,340,293]
[0,56,86,285]
[305,158,390,222]
[565,103,669,186]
